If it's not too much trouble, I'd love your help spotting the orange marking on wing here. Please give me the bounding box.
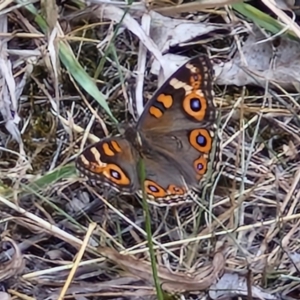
[103,164,130,185]
[149,106,163,118]
[102,142,115,156]
[189,129,212,153]
[157,94,173,108]
[88,161,106,173]
[190,73,202,89]
[111,140,122,152]
[194,156,207,177]
[168,185,186,195]
[183,93,207,121]
[144,180,166,197]
[81,156,130,185]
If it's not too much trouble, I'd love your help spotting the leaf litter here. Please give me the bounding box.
[0,0,300,299]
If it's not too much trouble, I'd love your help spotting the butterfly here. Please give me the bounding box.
[76,55,218,206]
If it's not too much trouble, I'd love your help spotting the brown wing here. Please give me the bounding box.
[137,55,216,134]
[136,55,218,204]
[76,137,140,194]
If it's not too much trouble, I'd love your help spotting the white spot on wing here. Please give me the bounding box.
[185,63,198,73]
[90,147,107,167]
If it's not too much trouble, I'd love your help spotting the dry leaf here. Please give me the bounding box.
[99,246,225,293]
[215,26,300,91]
[0,238,24,282]
[149,10,224,54]
[209,273,277,299]
[282,141,297,159]
[0,292,11,300]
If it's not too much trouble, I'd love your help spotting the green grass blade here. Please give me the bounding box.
[232,3,299,41]
[17,0,117,124]
[59,41,117,123]
[2,164,76,199]
[138,158,164,300]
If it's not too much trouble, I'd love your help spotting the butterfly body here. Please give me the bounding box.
[76,55,218,206]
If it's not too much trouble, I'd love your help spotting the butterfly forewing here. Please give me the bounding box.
[137,55,216,133]
[76,137,140,194]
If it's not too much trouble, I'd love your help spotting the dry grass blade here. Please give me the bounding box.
[93,5,166,70]
[0,238,24,282]
[98,246,226,293]
[0,194,84,248]
[58,223,97,300]
[2,0,300,299]
[261,0,300,39]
